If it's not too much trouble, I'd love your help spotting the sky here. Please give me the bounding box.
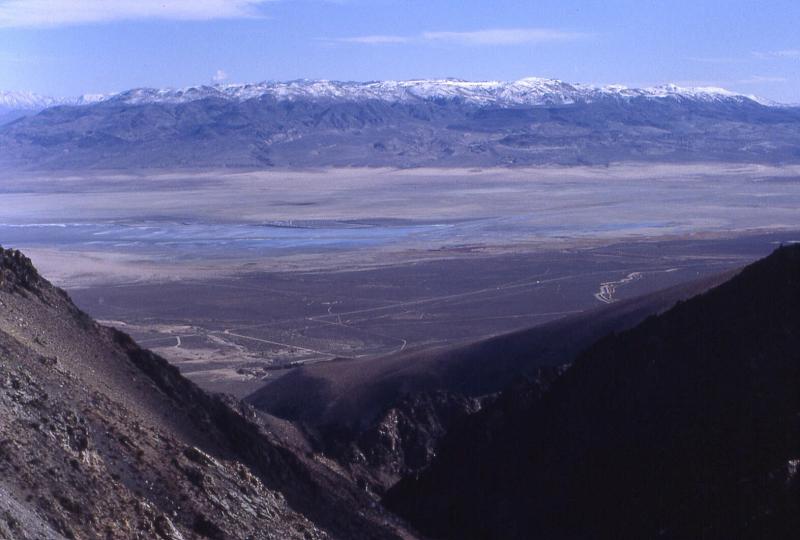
[0,0,798,103]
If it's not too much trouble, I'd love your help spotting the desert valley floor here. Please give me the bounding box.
[2,163,799,396]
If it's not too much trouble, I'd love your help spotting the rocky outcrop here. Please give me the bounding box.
[324,391,484,493]
[1,247,45,296]
[0,247,410,539]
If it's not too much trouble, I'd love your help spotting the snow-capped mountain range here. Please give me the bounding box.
[0,90,105,111]
[3,77,797,170]
[0,91,62,110]
[0,77,771,111]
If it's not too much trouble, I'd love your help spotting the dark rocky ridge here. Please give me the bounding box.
[385,244,800,539]
[2,93,800,169]
[0,246,412,539]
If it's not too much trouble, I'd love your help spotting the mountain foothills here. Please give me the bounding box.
[0,246,411,540]
[2,78,800,169]
[385,244,800,539]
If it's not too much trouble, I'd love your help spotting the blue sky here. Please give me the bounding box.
[0,0,798,102]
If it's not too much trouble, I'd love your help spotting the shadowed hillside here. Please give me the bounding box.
[385,245,800,539]
[248,270,734,491]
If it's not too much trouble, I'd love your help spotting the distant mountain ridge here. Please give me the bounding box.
[2,77,799,169]
[1,77,773,109]
[0,90,106,110]
[0,91,105,125]
[0,90,64,110]
[81,78,771,107]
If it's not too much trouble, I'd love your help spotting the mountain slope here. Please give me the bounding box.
[385,245,800,539]
[0,246,411,539]
[2,78,799,169]
[248,270,733,491]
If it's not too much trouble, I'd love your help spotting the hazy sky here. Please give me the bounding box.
[1,0,798,102]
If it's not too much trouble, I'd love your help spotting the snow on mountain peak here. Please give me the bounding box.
[0,91,63,110]
[0,90,112,111]
[105,77,761,107]
[2,78,768,113]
